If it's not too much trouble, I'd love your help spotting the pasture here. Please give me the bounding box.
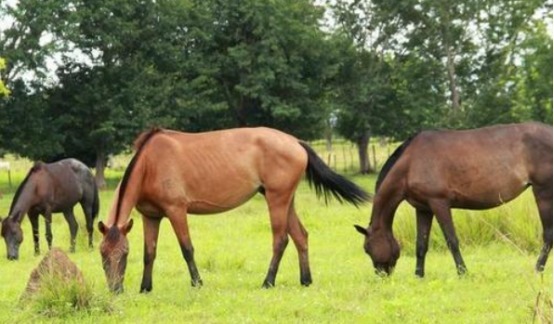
[0,152,551,323]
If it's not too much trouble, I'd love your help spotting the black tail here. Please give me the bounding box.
[299,142,370,207]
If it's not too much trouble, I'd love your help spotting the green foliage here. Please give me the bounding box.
[0,57,9,97]
[330,0,552,138]
[169,0,336,139]
[0,0,74,83]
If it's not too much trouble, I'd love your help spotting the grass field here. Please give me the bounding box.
[0,156,551,323]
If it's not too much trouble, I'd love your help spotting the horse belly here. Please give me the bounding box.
[450,184,530,210]
[187,185,260,215]
[407,161,529,210]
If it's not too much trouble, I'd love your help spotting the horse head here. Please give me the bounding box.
[1,216,23,260]
[98,219,134,293]
[354,225,400,275]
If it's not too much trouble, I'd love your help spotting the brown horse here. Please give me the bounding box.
[354,122,552,276]
[1,159,99,260]
[98,127,369,293]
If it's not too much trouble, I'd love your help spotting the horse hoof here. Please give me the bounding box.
[262,281,275,289]
[191,279,203,288]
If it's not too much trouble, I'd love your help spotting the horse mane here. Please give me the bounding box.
[375,134,418,193]
[115,128,163,223]
[9,162,44,215]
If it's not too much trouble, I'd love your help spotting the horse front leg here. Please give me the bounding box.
[28,212,40,256]
[63,209,79,253]
[140,215,162,293]
[415,209,433,277]
[533,186,552,272]
[166,207,203,287]
[429,200,467,275]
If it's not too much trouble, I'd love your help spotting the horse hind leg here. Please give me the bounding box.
[287,200,312,286]
[80,200,94,248]
[262,190,293,288]
[533,185,553,272]
[63,209,79,253]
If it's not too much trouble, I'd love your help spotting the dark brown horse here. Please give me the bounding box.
[1,158,99,260]
[355,122,552,276]
[98,127,369,293]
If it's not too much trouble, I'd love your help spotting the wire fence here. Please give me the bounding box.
[308,138,398,174]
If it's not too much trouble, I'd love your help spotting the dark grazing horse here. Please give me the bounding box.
[98,127,370,293]
[354,122,552,276]
[1,158,99,260]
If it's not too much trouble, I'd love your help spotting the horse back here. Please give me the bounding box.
[41,159,87,211]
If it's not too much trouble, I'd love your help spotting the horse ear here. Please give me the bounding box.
[122,219,134,235]
[98,221,108,235]
[354,225,368,236]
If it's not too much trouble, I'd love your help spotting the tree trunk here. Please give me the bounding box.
[446,46,461,110]
[95,150,107,189]
[441,4,461,111]
[356,132,371,174]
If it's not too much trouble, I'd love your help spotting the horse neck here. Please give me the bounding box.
[369,188,404,233]
[108,159,145,228]
[9,178,40,223]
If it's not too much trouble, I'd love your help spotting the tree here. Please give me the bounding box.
[0,0,76,152]
[327,1,387,173]
[167,0,338,140]
[332,43,396,173]
[511,19,553,124]
[368,0,551,127]
[0,0,174,187]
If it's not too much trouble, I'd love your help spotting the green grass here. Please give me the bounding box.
[0,167,551,323]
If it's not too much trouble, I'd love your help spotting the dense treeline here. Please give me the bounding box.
[0,0,551,184]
